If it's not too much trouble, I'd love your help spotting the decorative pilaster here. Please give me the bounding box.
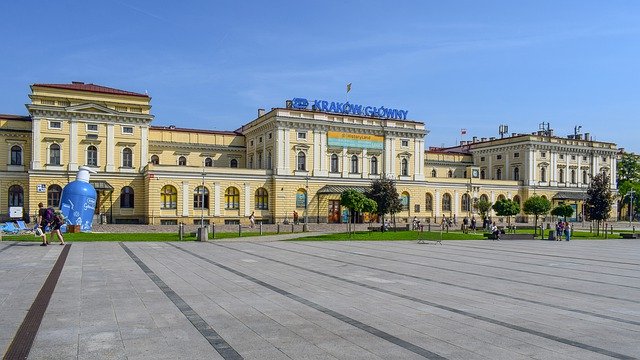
[69,119,78,171]
[141,126,149,171]
[106,124,115,172]
[182,181,189,217]
[244,182,251,216]
[31,118,42,170]
[214,182,221,216]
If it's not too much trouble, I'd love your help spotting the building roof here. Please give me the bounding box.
[32,82,149,98]
[552,191,587,201]
[150,125,239,136]
[0,114,31,121]
[317,185,369,194]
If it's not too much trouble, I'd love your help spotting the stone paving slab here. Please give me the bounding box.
[0,239,638,359]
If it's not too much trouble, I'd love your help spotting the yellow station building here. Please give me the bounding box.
[0,82,619,225]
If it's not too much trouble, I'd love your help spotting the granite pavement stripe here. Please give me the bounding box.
[0,243,19,254]
[260,241,640,327]
[3,244,71,360]
[352,241,640,280]
[291,241,639,303]
[119,243,243,360]
[169,243,448,360]
[450,243,640,266]
[213,242,638,360]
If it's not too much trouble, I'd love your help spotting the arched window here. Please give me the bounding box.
[496,168,502,180]
[267,152,272,169]
[425,193,433,211]
[582,170,588,184]
[296,189,307,208]
[351,155,359,173]
[150,155,159,165]
[8,185,23,207]
[401,159,409,176]
[297,151,306,171]
[225,187,240,209]
[194,186,209,209]
[49,143,61,165]
[447,170,453,178]
[571,169,576,184]
[47,184,62,207]
[401,192,410,211]
[86,146,98,166]
[461,193,471,212]
[178,156,187,166]
[122,147,133,168]
[559,168,564,183]
[204,157,213,167]
[160,185,177,209]
[513,195,521,207]
[480,169,485,179]
[10,145,22,165]
[541,167,546,182]
[497,194,506,202]
[513,167,519,181]
[230,159,238,168]
[442,193,452,211]
[480,194,489,203]
[330,154,339,173]
[431,169,437,177]
[370,156,378,175]
[255,188,268,210]
[120,186,134,208]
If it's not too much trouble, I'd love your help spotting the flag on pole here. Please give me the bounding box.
[461,128,467,135]
[347,83,352,93]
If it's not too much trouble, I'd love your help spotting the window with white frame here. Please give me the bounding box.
[87,124,98,132]
[122,126,134,134]
[49,143,61,165]
[87,145,98,166]
[297,131,307,140]
[122,148,133,168]
[49,121,62,129]
[401,139,409,147]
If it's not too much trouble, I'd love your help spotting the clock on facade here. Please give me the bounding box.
[472,169,479,178]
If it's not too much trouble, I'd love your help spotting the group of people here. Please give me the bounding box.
[461,216,478,234]
[556,221,572,241]
[35,202,65,246]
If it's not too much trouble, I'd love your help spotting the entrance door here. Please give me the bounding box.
[328,200,341,223]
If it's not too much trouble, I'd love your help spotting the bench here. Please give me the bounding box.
[620,233,640,239]
[417,238,442,245]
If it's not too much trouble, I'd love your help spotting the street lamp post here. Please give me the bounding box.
[629,189,635,225]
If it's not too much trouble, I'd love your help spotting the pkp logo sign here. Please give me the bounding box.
[291,98,309,109]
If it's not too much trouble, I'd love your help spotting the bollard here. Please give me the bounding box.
[291,223,295,233]
[211,223,215,239]
[178,223,184,241]
[260,222,263,235]
[277,224,280,234]
[633,226,636,234]
[428,223,431,232]
[238,223,242,237]
[610,224,613,235]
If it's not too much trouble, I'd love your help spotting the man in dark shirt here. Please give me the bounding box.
[36,202,49,246]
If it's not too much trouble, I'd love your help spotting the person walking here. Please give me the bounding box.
[50,211,65,245]
[36,202,50,246]
[249,211,255,228]
[564,221,571,241]
[555,221,563,241]
[471,216,477,233]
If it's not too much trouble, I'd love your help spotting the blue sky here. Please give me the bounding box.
[1,1,639,152]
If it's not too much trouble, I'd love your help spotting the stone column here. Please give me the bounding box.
[31,118,42,170]
[141,126,149,171]
[69,119,78,172]
[182,181,189,217]
[106,124,115,172]
[214,182,221,216]
[244,182,251,216]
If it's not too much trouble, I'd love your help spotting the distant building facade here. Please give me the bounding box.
[0,82,619,225]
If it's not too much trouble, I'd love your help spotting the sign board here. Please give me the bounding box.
[37,184,46,192]
[9,207,23,218]
[327,131,384,150]
[291,97,409,120]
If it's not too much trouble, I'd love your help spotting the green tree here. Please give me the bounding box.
[365,178,402,227]
[523,195,551,236]
[340,189,367,234]
[550,203,574,222]
[617,153,640,220]
[492,198,520,226]
[585,173,614,235]
[475,198,492,227]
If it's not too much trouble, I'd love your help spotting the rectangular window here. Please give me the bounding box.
[401,139,409,147]
[122,126,134,134]
[87,124,98,132]
[583,156,587,161]
[480,156,485,161]
[559,154,564,159]
[116,106,128,112]
[514,152,519,158]
[602,156,608,161]
[496,155,502,160]
[225,219,240,225]
[41,99,55,105]
[49,121,62,129]
[571,155,576,160]
[541,152,546,158]
[130,107,142,113]
[160,219,178,225]
[297,131,307,140]
[58,100,70,107]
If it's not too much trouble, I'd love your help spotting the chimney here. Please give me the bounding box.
[489,137,496,141]
[472,136,478,143]
[481,137,487,141]
[460,141,466,146]
[549,129,554,136]
[584,133,590,141]
[511,133,516,137]
[575,134,582,140]
[258,108,265,117]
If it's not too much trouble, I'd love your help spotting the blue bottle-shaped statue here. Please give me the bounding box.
[60,166,97,232]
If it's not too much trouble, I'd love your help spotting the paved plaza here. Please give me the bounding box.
[1,238,639,359]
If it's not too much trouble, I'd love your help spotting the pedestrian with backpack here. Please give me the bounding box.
[36,202,50,246]
[50,211,66,245]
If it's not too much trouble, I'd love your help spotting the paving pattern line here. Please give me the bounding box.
[257,242,640,327]
[217,242,638,360]
[169,243,448,360]
[3,244,71,360]
[0,242,19,254]
[119,243,243,360]
[363,241,640,280]
[451,243,640,266]
[341,242,640,289]
[295,242,639,304]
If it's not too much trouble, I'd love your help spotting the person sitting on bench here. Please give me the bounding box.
[491,222,500,240]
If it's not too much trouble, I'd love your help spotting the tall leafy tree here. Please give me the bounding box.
[617,153,640,220]
[475,198,492,227]
[365,178,401,225]
[492,198,520,226]
[550,203,574,222]
[585,173,614,235]
[523,195,551,236]
[340,189,366,222]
